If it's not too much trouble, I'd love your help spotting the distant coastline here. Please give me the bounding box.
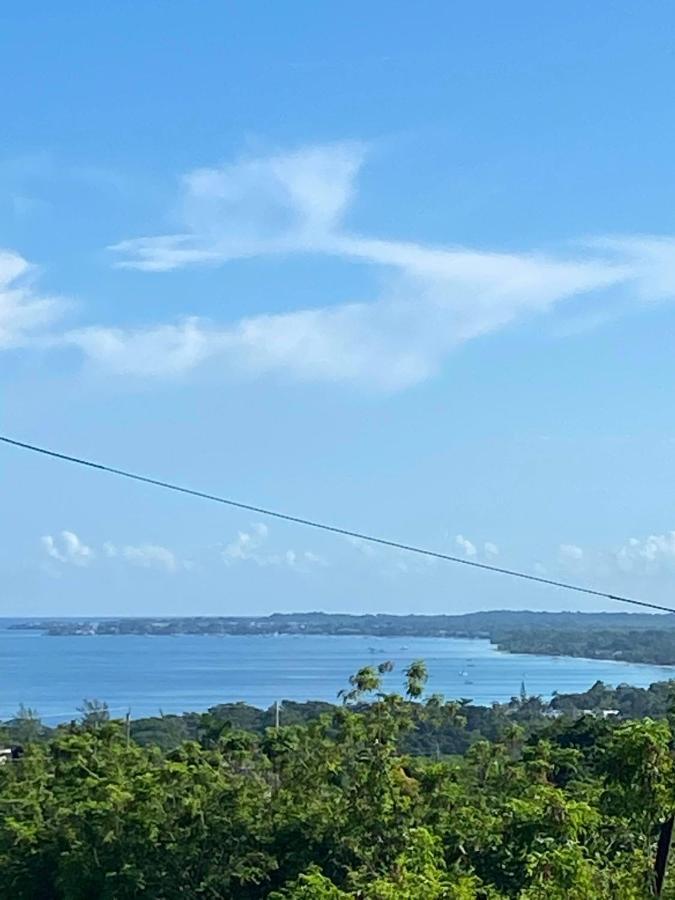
[10,610,675,667]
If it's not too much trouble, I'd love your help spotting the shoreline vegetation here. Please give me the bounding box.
[5,673,675,753]
[10,610,675,667]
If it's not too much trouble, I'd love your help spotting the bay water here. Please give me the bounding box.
[3,624,675,722]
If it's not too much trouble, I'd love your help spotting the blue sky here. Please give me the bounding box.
[3,2,675,616]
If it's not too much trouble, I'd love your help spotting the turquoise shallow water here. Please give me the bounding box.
[2,625,675,722]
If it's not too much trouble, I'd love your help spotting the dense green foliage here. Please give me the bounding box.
[8,675,673,757]
[495,628,675,666]
[1,663,675,897]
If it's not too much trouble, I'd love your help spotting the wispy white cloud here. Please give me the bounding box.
[41,525,323,575]
[222,523,270,563]
[41,531,94,567]
[66,301,442,390]
[13,144,675,390]
[0,250,65,349]
[222,522,327,572]
[344,535,378,558]
[559,543,584,563]
[455,534,477,558]
[43,532,182,573]
[343,533,433,577]
[111,142,366,271]
[345,531,496,576]
[557,530,675,579]
[71,142,672,389]
[66,318,212,377]
[614,531,675,574]
[104,541,179,573]
[454,535,499,561]
[282,549,328,572]
[588,235,675,303]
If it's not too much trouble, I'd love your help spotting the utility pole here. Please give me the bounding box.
[125,708,131,747]
[275,700,281,729]
[655,815,675,896]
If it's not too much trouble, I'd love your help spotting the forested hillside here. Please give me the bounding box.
[1,663,674,898]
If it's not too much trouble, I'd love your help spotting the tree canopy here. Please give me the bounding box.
[0,662,672,898]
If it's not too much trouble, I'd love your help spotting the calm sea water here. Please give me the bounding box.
[3,625,675,722]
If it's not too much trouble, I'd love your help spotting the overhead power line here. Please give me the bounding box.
[2,433,674,615]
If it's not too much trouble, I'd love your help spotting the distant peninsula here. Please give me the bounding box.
[10,610,675,667]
